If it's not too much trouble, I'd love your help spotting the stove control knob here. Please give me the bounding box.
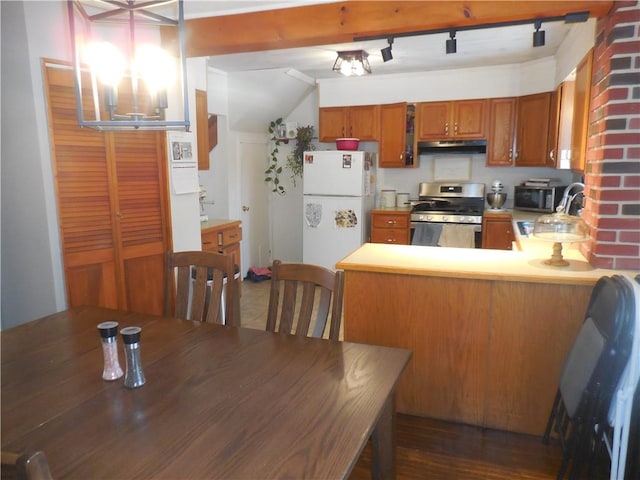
[442,216,449,222]
[459,217,466,223]
[426,215,433,221]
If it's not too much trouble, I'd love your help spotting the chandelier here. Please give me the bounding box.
[67,0,190,130]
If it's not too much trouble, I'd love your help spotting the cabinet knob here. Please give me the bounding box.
[454,122,458,135]
[242,205,250,212]
[549,150,555,161]
[444,122,449,135]
[115,211,123,219]
[386,220,397,225]
[386,238,397,243]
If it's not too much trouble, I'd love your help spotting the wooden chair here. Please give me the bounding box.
[1,450,53,480]
[164,250,241,327]
[266,260,344,340]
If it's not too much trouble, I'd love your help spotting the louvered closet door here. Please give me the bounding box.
[44,62,170,315]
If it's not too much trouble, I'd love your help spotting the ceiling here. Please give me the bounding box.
[181,1,589,81]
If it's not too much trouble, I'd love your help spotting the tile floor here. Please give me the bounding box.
[239,278,344,340]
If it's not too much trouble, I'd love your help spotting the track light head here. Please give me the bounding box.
[533,20,545,47]
[381,37,394,62]
[446,31,457,54]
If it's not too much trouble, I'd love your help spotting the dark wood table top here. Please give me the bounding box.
[1,306,410,479]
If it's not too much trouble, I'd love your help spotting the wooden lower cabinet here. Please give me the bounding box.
[482,212,514,250]
[201,220,243,288]
[343,271,591,435]
[370,210,410,244]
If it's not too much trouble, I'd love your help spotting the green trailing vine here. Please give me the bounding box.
[265,118,285,195]
[265,119,315,195]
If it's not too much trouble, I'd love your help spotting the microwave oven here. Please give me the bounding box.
[513,185,567,213]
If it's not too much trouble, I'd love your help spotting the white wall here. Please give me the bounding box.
[555,19,597,84]
[1,1,68,329]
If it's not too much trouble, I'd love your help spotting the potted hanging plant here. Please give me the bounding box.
[265,119,314,195]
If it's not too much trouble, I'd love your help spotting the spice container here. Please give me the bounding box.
[121,326,145,389]
[97,321,124,381]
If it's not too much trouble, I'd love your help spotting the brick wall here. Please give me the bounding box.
[582,0,640,270]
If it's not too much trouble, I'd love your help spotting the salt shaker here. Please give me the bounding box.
[121,326,145,388]
[97,321,124,381]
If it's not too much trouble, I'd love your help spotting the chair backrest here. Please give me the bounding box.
[559,275,635,417]
[1,450,53,480]
[164,250,240,326]
[266,260,344,341]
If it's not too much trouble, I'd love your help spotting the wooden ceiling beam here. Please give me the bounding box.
[162,1,613,57]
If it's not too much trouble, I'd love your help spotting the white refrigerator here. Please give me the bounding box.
[303,150,376,271]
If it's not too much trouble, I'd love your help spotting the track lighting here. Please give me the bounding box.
[332,50,372,76]
[381,38,394,62]
[533,20,545,47]
[446,31,457,54]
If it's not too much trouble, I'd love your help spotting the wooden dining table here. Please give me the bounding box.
[1,306,411,479]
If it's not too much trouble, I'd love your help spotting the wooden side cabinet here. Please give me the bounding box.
[201,220,243,274]
[318,105,379,141]
[371,210,411,245]
[571,49,594,172]
[482,212,514,250]
[379,102,411,168]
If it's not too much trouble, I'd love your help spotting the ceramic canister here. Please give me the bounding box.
[396,192,410,207]
[380,190,396,208]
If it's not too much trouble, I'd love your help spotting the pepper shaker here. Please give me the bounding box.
[97,321,124,381]
[121,326,145,388]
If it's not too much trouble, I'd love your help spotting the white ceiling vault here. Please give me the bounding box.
[182,0,591,81]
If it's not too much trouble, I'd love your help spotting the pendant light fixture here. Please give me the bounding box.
[67,0,190,131]
[332,50,372,76]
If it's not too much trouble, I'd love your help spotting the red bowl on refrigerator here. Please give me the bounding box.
[336,138,360,150]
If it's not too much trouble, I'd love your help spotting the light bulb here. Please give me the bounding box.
[135,44,176,94]
[353,60,365,76]
[340,60,353,76]
[84,41,125,87]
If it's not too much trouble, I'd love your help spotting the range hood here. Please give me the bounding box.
[417,139,487,154]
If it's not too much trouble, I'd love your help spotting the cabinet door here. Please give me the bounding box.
[379,103,407,168]
[416,102,450,139]
[348,105,380,140]
[453,99,486,138]
[571,49,593,172]
[515,92,552,166]
[196,89,209,170]
[482,216,514,250]
[487,98,516,166]
[318,107,347,141]
[546,88,560,168]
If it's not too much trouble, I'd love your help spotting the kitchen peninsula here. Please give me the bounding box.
[336,240,635,436]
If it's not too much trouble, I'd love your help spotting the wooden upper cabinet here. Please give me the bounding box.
[416,100,487,140]
[514,92,552,166]
[547,88,561,168]
[571,49,594,172]
[486,97,516,166]
[196,89,209,170]
[318,105,379,141]
[379,102,408,168]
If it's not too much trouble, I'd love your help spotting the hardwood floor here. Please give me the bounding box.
[349,414,565,480]
[239,278,610,479]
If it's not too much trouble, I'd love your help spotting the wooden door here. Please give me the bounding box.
[318,107,347,141]
[486,98,516,166]
[379,103,407,168]
[546,88,560,168]
[481,214,514,250]
[515,92,552,166]
[571,49,593,172]
[452,99,486,138]
[348,105,380,140]
[196,89,209,170]
[416,102,450,139]
[43,62,170,315]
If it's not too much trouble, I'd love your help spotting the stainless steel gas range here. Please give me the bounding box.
[410,182,485,248]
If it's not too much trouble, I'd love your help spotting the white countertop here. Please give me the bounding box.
[337,209,635,286]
